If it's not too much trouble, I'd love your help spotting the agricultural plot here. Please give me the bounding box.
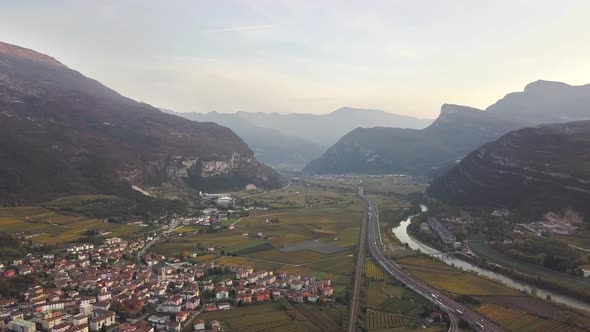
[408,269,518,296]
[282,240,348,254]
[365,309,410,330]
[0,207,143,244]
[199,303,292,331]
[398,257,519,296]
[364,282,421,315]
[478,303,587,332]
[365,258,389,281]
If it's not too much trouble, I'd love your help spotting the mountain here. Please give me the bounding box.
[236,107,433,146]
[168,111,325,169]
[0,41,284,204]
[306,80,590,175]
[486,80,590,124]
[304,104,523,174]
[427,121,590,217]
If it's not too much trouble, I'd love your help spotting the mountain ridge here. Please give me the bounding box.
[0,41,284,203]
[305,80,590,175]
[174,107,432,168]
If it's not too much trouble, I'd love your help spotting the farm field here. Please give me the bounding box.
[397,255,520,296]
[0,206,144,245]
[365,310,410,330]
[364,258,389,282]
[478,303,587,332]
[198,301,345,331]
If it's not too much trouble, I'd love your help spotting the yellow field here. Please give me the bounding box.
[215,256,282,271]
[409,269,518,296]
[0,206,143,244]
[398,256,519,296]
[365,310,409,331]
[478,304,587,332]
[397,256,456,271]
[365,259,389,281]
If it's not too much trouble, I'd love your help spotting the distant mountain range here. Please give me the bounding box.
[0,41,284,204]
[427,120,590,217]
[305,80,590,175]
[172,108,432,168]
[166,111,325,169]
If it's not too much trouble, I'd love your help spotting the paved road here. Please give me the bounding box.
[347,187,368,332]
[360,188,505,332]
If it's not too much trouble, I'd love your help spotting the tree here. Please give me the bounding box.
[458,318,470,329]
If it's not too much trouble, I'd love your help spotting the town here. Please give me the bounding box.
[0,232,335,332]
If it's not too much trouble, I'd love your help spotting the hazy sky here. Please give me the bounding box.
[1,1,589,118]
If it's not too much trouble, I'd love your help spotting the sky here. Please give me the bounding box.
[1,1,589,118]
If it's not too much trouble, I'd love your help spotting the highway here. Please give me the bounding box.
[347,187,367,332]
[359,187,505,332]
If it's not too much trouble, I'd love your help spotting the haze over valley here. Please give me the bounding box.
[2,2,590,332]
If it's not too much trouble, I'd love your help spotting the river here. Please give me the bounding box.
[391,205,590,313]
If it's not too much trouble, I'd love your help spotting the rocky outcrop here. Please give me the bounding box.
[427,121,590,217]
[0,41,284,203]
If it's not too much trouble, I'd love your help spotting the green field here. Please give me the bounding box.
[0,206,144,244]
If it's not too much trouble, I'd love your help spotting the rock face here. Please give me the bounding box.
[427,121,590,217]
[304,104,523,174]
[0,41,284,203]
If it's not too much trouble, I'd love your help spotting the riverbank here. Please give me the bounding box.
[391,209,590,313]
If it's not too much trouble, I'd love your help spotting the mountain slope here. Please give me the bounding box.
[427,121,590,217]
[486,80,590,124]
[0,41,284,203]
[236,107,433,146]
[169,111,325,168]
[304,105,523,174]
[306,81,590,175]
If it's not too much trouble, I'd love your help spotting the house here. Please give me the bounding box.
[169,295,183,306]
[322,287,334,296]
[185,297,200,310]
[209,320,221,331]
[7,319,36,332]
[307,294,319,303]
[166,320,181,332]
[193,320,205,331]
[117,324,137,332]
[160,303,181,313]
[217,302,230,310]
[89,310,115,332]
[3,269,16,278]
[205,304,218,312]
[215,287,229,300]
[175,311,189,323]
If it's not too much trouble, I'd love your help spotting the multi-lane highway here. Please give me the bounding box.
[359,187,505,332]
[347,187,368,332]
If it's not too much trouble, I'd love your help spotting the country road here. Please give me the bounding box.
[360,188,505,332]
